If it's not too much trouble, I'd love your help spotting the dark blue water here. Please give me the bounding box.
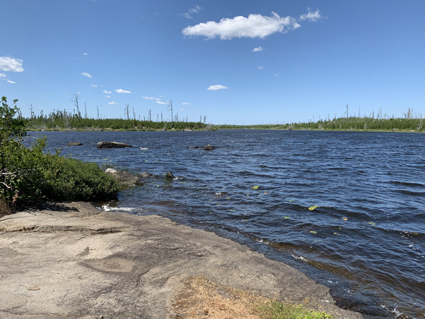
[33,130,425,318]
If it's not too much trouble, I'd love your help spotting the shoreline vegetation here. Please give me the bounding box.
[0,97,118,215]
[22,104,424,133]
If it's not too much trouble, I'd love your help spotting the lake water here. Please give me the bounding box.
[34,130,425,318]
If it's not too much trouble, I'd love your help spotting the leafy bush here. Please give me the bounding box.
[41,156,118,201]
[0,96,118,213]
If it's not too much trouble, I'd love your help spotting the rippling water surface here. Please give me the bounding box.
[36,130,425,318]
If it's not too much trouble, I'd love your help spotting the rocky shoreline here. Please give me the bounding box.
[0,202,363,319]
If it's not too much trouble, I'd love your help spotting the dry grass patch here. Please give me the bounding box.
[170,277,333,319]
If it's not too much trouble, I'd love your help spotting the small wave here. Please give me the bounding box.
[391,180,425,187]
[395,189,425,196]
[101,204,135,212]
[292,254,309,262]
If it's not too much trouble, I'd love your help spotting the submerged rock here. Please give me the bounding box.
[67,142,83,146]
[97,141,133,149]
[140,172,155,178]
[203,144,215,150]
[165,172,175,180]
[189,146,199,149]
[105,168,142,187]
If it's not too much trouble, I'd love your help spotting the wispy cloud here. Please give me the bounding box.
[108,101,117,105]
[189,5,202,14]
[182,5,203,19]
[82,72,92,78]
[208,85,228,91]
[258,66,263,70]
[115,89,131,94]
[6,79,16,84]
[105,95,111,98]
[91,84,98,87]
[0,56,24,72]
[0,73,6,77]
[103,90,112,94]
[299,9,322,22]
[156,101,167,105]
[182,12,300,39]
[252,46,264,52]
[83,52,88,56]
[180,108,184,111]
[141,96,156,100]
[182,102,190,105]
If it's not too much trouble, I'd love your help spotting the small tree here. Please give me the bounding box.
[0,97,31,211]
[0,96,27,143]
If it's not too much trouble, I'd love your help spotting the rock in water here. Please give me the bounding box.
[105,168,142,187]
[203,144,215,150]
[140,172,155,178]
[97,141,133,149]
[189,146,199,149]
[165,172,175,180]
[67,142,83,146]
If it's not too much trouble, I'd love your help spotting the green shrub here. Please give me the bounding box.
[0,96,118,213]
[41,156,118,201]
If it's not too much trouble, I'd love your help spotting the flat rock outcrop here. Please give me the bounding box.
[97,141,133,149]
[67,142,83,146]
[0,202,364,319]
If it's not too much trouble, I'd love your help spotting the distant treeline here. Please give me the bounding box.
[25,108,213,131]
[23,104,424,133]
[218,116,425,132]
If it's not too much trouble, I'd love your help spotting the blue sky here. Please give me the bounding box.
[1,1,424,124]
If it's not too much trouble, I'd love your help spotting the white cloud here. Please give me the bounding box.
[82,72,92,78]
[182,102,190,105]
[0,73,6,77]
[182,12,300,40]
[91,84,98,87]
[180,108,184,111]
[208,85,228,91]
[274,73,279,76]
[7,80,16,84]
[115,89,131,94]
[105,95,111,98]
[83,52,88,56]
[76,91,81,95]
[103,90,112,94]
[258,66,263,70]
[299,9,322,22]
[183,5,202,19]
[141,96,155,100]
[156,101,167,105]
[252,46,264,52]
[0,56,24,72]
[108,101,117,105]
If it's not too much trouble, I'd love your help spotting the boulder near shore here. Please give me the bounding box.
[97,141,133,149]
[0,202,364,319]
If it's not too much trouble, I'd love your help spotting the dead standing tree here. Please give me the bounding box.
[168,99,173,123]
[71,93,81,119]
